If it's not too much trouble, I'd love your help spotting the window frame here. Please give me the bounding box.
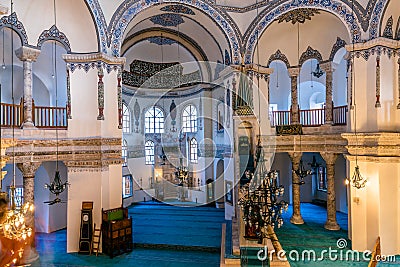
[189,137,198,164]
[122,103,131,133]
[182,104,198,133]
[145,140,155,165]
[145,106,165,134]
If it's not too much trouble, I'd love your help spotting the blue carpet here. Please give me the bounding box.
[31,202,224,267]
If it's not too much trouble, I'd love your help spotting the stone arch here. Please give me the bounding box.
[243,2,363,64]
[0,12,28,46]
[371,0,390,39]
[329,37,347,61]
[267,50,290,68]
[299,46,323,66]
[37,25,72,53]
[107,0,241,64]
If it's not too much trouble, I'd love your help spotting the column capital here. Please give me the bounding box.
[320,153,339,165]
[15,46,41,62]
[287,67,300,77]
[17,161,41,178]
[288,152,302,165]
[320,61,336,72]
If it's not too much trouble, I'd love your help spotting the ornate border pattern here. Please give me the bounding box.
[267,49,290,68]
[353,46,400,61]
[299,46,323,65]
[160,5,195,15]
[107,0,241,64]
[85,0,108,53]
[244,1,363,64]
[382,16,393,39]
[37,25,71,52]
[369,0,389,39]
[0,12,28,45]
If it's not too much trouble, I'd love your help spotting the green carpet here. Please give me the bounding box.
[275,204,367,267]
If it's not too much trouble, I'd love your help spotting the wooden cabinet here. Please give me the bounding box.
[101,207,133,258]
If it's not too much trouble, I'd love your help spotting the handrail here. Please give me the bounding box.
[0,101,23,127]
[0,100,67,129]
[270,105,348,127]
[300,108,325,126]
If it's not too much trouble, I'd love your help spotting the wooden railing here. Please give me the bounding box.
[270,110,291,126]
[0,102,23,127]
[333,105,347,125]
[34,105,68,128]
[0,100,67,129]
[300,108,325,126]
[271,105,348,127]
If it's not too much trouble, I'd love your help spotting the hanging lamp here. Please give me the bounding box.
[44,0,69,205]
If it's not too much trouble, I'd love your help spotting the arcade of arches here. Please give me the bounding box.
[0,0,399,266]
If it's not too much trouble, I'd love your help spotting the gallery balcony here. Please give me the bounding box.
[270,105,348,134]
[0,99,68,129]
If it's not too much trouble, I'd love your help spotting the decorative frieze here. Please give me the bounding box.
[62,53,125,73]
[0,12,28,45]
[342,132,400,157]
[267,50,290,68]
[346,37,400,61]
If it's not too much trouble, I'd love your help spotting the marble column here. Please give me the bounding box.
[17,161,41,263]
[288,68,300,124]
[15,47,41,128]
[321,153,340,230]
[288,152,304,224]
[321,62,334,125]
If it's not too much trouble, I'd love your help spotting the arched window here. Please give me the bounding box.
[122,139,128,166]
[190,138,198,164]
[145,107,164,133]
[145,140,155,165]
[123,103,131,133]
[182,105,197,133]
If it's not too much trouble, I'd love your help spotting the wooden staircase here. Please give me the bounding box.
[90,223,101,256]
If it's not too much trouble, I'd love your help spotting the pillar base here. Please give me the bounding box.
[290,214,304,225]
[21,121,36,129]
[324,221,340,231]
[20,245,39,264]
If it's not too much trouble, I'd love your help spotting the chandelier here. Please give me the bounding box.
[45,171,68,199]
[175,158,188,186]
[0,1,34,264]
[312,63,324,78]
[1,191,34,242]
[238,139,288,243]
[345,165,367,189]
[294,159,312,185]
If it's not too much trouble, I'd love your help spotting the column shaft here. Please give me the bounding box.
[288,68,299,124]
[288,152,304,224]
[321,153,340,230]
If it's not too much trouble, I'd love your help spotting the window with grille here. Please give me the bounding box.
[123,103,131,133]
[145,140,155,165]
[182,105,197,133]
[190,138,198,164]
[122,139,128,166]
[145,107,164,134]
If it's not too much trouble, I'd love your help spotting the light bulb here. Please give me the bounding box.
[345,179,350,185]
[2,64,5,69]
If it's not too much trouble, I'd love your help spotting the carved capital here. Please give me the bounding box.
[16,161,41,178]
[288,152,302,166]
[62,52,126,65]
[320,153,339,166]
[15,46,41,62]
[320,61,334,73]
[287,67,300,77]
